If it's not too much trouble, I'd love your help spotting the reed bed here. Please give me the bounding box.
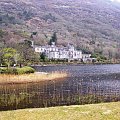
[0,71,119,111]
[0,72,68,84]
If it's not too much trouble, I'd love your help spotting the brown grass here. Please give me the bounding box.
[0,72,68,84]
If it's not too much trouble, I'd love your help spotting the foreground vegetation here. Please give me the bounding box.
[0,102,120,120]
[0,72,68,84]
[0,71,67,110]
[0,66,35,75]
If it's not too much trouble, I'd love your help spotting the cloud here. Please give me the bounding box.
[111,0,120,2]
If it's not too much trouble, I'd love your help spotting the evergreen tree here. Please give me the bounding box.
[49,32,57,45]
[40,53,47,62]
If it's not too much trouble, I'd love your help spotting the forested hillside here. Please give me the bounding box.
[0,0,120,58]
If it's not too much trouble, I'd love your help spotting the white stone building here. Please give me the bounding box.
[34,42,90,61]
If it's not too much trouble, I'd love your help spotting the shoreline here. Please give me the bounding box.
[31,62,120,67]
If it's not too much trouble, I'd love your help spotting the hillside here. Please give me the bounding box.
[0,102,120,120]
[0,0,120,57]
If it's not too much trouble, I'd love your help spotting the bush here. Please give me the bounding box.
[0,68,17,74]
[0,66,35,75]
[16,66,35,74]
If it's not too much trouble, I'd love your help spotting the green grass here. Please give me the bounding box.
[0,102,120,120]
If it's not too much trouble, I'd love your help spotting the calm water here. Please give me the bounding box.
[0,64,120,110]
[34,64,120,76]
[34,64,120,96]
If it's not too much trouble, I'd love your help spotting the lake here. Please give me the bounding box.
[0,64,120,110]
[34,64,120,100]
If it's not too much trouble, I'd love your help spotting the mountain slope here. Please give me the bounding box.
[0,0,120,57]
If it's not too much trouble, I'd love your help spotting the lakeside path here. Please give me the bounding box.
[0,72,68,84]
[0,102,120,120]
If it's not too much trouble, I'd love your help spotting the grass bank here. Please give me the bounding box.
[0,102,120,120]
[0,72,68,84]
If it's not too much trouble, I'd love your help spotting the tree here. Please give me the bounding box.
[16,40,39,66]
[49,32,57,45]
[13,52,23,67]
[1,48,17,69]
[0,29,4,39]
[0,48,3,66]
[24,40,33,47]
[108,50,113,60]
[32,32,37,36]
[30,32,37,39]
[0,30,8,47]
[40,53,47,62]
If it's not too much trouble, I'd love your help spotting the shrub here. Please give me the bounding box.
[0,68,17,74]
[16,66,35,74]
[0,66,35,74]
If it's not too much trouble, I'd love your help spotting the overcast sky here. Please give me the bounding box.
[111,0,120,2]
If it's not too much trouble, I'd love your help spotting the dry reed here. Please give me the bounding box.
[0,72,68,84]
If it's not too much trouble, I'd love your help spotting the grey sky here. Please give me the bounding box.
[111,0,120,2]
